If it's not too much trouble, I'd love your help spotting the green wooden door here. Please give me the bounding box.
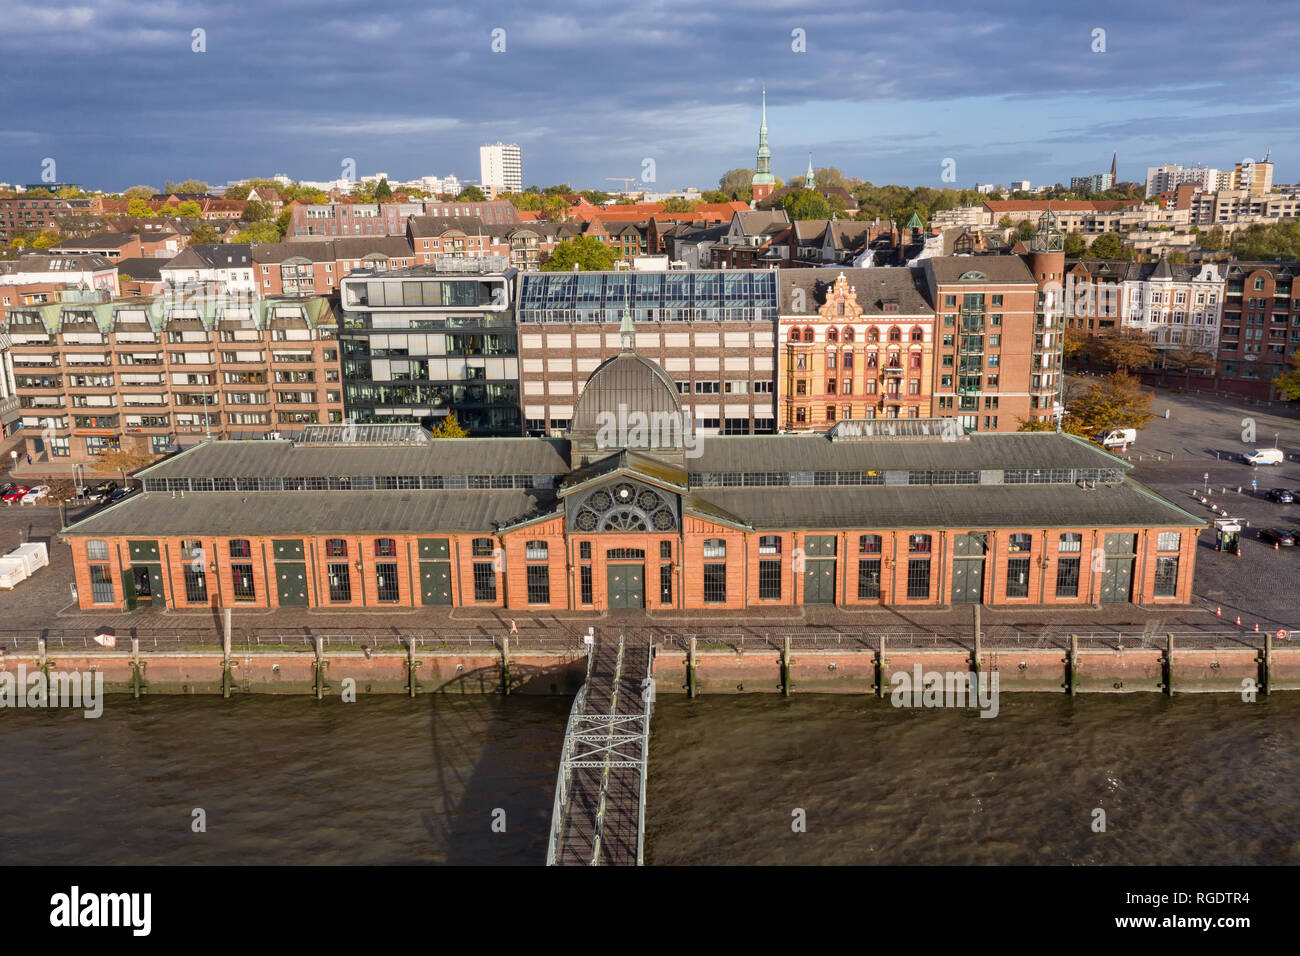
[121,568,138,611]
[277,562,309,606]
[420,561,453,605]
[803,559,836,604]
[952,559,985,603]
[606,564,644,608]
[1101,557,1134,604]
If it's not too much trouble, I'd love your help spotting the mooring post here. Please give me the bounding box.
[1065,634,1078,696]
[1162,633,1175,697]
[37,637,49,681]
[313,636,326,700]
[875,635,887,699]
[130,636,142,700]
[406,638,420,698]
[1260,634,1273,697]
[221,630,233,699]
[501,636,511,696]
[780,636,791,697]
[970,607,982,677]
[685,636,698,698]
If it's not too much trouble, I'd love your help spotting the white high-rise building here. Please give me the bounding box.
[1144,163,1220,198]
[479,143,522,197]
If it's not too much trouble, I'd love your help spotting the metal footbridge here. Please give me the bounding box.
[546,636,654,865]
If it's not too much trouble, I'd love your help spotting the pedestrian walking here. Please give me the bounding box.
[508,618,518,634]
[25,454,31,465]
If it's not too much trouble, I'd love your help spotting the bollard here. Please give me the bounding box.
[685,636,698,698]
[312,636,327,700]
[875,635,888,699]
[1260,635,1273,697]
[970,606,982,677]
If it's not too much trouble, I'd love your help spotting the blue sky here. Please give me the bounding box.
[2,0,1298,192]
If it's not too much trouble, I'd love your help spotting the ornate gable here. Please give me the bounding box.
[817,272,863,321]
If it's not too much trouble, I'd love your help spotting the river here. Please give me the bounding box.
[1,693,1297,865]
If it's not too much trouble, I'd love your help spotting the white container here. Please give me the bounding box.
[7,542,49,572]
[0,557,29,589]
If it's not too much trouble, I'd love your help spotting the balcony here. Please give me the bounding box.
[881,366,904,377]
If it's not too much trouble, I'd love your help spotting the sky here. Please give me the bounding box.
[2,0,1299,193]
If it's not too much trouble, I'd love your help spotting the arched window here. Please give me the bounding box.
[888,326,902,342]
[325,538,348,557]
[910,327,923,341]
[866,327,878,343]
[826,327,838,343]
[843,328,855,343]
[788,327,801,342]
[802,327,815,343]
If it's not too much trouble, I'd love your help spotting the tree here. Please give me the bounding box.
[1163,343,1216,388]
[1015,219,1036,241]
[997,214,1014,228]
[1016,418,1057,432]
[700,190,731,204]
[578,189,610,205]
[91,449,154,487]
[174,200,203,219]
[430,411,469,438]
[1094,327,1155,371]
[661,197,698,213]
[456,185,487,202]
[782,188,832,220]
[1274,349,1300,399]
[165,179,210,195]
[372,177,393,201]
[1088,232,1126,259]
[127,198,158,218]
[243,199,273,222]
[188,222,220,244]
[1198,226,1227,251]
[1231,221,1300,261]
[122,185,156,201]
[717,168,756,201]
[31,230,60,249]
[234,221,281,243]
[813,167,851,189]
[540,236,616,272]
[1063,371,1155,437]
[1063,327,1094,362]
[1063,231,1088,257]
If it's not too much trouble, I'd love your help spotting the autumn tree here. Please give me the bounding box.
[188,222,220,244]
[1088,232,1126,259]
[430,412,469,438]
[1063,327,1094,363]
[234,221,281,243]
[174,200,203,219]
[1062,371,1155,437]
[1063,231,1088,257]
[122,185,157,201]
[1273,349,1300,400]
[165,179,211,195]
[540,236,616,271]
[128,198,158,218]
[661,197,698,213]
[91,448,155,487]
[456,185,487,202]
[1093,326,1155,371]
[717,168,756,202]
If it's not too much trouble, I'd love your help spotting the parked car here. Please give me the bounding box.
[1266,488,1295,503]
[87,482,117,504]
[1244,448,1285,465]
[106,487,132,505]
[20,485,50,504]
[0,482,12,495]
[2,485,29,504]
[1259,528,1296,547]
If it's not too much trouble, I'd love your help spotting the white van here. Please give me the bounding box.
[1243,448,1285,465]
[1098,428,1137,449]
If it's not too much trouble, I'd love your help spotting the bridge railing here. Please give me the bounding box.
[546,646,595,866]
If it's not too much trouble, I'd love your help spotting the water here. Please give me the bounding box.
[2,693,1298,865]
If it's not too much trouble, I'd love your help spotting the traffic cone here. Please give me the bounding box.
[1215,606,1222,616]
[1235,615,1242,625]
[1276,541,1280,551]
[1254,622,1260,633]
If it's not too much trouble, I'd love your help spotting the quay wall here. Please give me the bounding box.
[1,644,1297,697]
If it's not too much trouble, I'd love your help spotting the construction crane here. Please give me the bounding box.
[605,177,638,194]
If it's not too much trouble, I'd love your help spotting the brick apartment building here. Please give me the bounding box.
[6,293,343,463]
[1216,261,1300,399]
[515,269,780,437]
[0,254,120,325]
[288,199,520,237]
[58,357,1203,614]
[778,269,935,430]
[0,195,75,243]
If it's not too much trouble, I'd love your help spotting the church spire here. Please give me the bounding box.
[619,305,635,351]
[751,85,775,201]
[804,152,815,189]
